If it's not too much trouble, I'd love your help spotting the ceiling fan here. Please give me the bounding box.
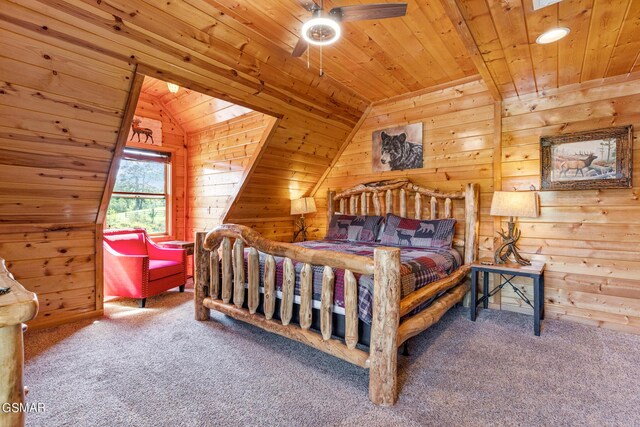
[292,1,408,57]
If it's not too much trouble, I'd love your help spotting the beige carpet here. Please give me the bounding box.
[23,289,640,426]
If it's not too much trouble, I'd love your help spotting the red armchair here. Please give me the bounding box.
[103,228,187,308]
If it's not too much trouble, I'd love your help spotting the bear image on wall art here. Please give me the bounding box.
[372,122,423,172]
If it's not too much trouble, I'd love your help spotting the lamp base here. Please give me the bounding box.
[293,216,310,242]
[494,218,530,266]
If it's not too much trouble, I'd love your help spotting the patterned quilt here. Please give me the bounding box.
[247,239,461,324]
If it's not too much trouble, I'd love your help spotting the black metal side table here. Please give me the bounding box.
[470,259,546,336]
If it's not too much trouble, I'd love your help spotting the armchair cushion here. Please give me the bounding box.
[149,260,183,281]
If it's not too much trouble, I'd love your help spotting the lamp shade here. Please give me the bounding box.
[291,197,317,215]
[490,191,539,218]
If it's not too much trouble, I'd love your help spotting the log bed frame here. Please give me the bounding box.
[194,178,479,406]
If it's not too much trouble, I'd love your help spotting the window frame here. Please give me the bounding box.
[108,147,173,237]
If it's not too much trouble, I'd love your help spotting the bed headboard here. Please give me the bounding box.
[327,179,479,265]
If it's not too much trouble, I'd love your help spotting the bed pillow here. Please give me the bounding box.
[380,214,456,248]
[325,214,384,242]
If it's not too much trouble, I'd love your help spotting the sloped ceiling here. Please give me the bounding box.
[140,76,254,134]
[212,0,479,101]
[458,0,640,98]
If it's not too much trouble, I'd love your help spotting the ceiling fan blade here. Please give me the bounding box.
[291,37,309,57]
[297,0,322,12]
[329,3,407,22]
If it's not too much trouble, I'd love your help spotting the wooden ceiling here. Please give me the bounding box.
[458,0,640,99]
[213,0,479,101]
[140,76,254,134]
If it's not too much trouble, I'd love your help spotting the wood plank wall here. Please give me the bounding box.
[226,114,352,242]
[314,78,497,259]
[130,92,187,241]
[0,0,365,327]
[315,74,640,335]
[500,75,640,334]
[187,111,270,236]
[0,14,134,328]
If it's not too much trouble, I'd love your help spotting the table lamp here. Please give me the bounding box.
[291,197,317,242]
[490,191,539,265]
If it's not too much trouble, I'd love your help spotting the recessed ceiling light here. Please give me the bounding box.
[167,82,179,94]
[536,27,570,44]
[301,17,341,46]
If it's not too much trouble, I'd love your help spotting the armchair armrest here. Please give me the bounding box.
[103,243,149,286]
[146,240,186,264]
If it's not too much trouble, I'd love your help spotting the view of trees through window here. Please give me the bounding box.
[106,150,169,234]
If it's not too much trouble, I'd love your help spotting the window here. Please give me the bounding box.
[106,148,171,235]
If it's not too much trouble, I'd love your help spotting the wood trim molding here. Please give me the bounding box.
[370,75,482,107]
[310,103,373,197]
[504,69,640,103]
[222,116,281,222]
[96,70,145,225]
[441,0,502,101]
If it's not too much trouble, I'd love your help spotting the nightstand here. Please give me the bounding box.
[470,259,546,336]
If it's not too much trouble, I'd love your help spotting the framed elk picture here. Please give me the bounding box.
[540,125,633,190]
[128,115,162,146]
[372,122,423,172]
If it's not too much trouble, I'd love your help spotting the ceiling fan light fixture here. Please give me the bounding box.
[301,17,341,46]
[536,27,570,44]
[167,82,180,94]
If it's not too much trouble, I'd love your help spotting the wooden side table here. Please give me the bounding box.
[470,259,546,336]
[159,240,194,255]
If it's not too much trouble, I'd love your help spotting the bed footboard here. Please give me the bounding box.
[194,225,402,405]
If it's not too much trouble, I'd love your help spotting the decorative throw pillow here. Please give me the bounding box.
[325,215,384,242]
[380,214,456,248]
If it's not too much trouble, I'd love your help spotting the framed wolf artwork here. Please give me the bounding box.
[540,125,632,190]
[372,123,423,172]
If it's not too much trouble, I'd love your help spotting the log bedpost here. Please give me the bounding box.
[233,239,245,308]
[414,193,422,219]
[210,251,220,300]
[221,237,232,304]
[339,198,346,214]
[385,190,393,215]
[248,248,259,314]
[430,197,438,220]
[263,255,276,320]
[0,258,38,427]
[373,192,382,215]
[361,192,368,215]
[195,232,210,321]
[445,198,453,219]
[327,190,335,225]
[399,188,407,217]
[320,266,335,341]
[369,247,401,406]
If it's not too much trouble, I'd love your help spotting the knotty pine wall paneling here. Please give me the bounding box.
[187,111,272,236]
[130,91,187,241]
[314,78,497,257]
[0,17,135,328]
[0,0,366,328]
[500,75,640,333]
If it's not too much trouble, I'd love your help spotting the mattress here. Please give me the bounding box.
[243,239,462,325]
